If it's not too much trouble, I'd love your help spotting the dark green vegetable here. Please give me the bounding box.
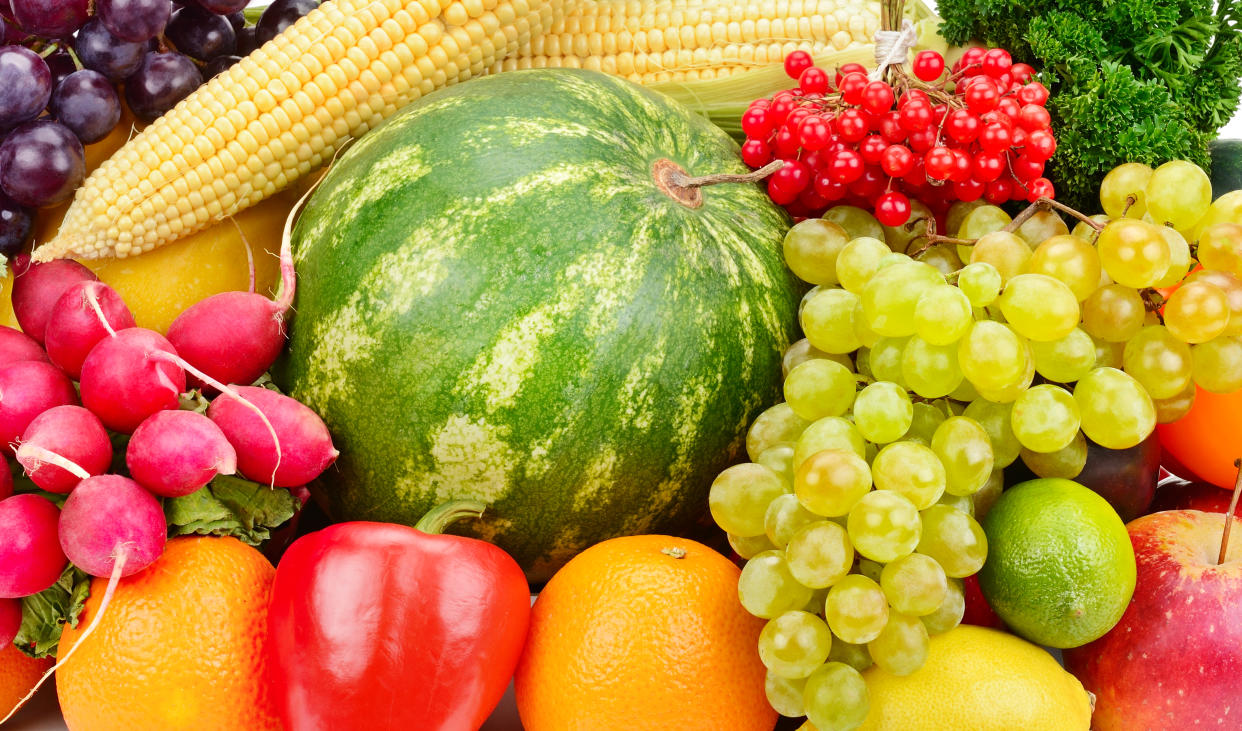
[939,0,1242,210]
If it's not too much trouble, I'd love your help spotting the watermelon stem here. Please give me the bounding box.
[415,499,488,535]
[670,159,784,189]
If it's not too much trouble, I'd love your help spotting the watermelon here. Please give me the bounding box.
[279,69,800,582]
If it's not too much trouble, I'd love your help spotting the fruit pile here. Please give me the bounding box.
[740,46,1057,223]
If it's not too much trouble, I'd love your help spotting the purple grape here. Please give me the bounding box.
[97,0,172,42]
[44,50,75,87]
[254,0,318,46]
[165,6,235,61]
[224,11,244,33]
[235,25,256,55]
[124,51,203,123]
[0,46,51,130]
[193,0,247,16]
[202,54,240,79]
[0,120,85,208]
[74,17,145,82]
[10,0,88,37]
[51,69,121,144]
[0,190,32,257]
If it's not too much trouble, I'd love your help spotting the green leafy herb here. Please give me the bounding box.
[14,566,91,659]
[165,474,298,546]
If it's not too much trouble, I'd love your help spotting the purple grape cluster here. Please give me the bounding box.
[0,0,319,258]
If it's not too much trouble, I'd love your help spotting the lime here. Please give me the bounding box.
[978,478,1136,649]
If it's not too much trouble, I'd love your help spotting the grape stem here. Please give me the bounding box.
[1218,458,1242,565]
[1003,197,1104,234]
[1120,195,1137,219]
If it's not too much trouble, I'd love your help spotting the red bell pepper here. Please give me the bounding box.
[267,500,531,731]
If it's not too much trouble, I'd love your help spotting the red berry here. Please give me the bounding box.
[839,72,869,105]
[906,127,937,153]
[945,109,980,143]
[984,177,1012,204]
[956,47,986,75]
[1010,63,1035,84]
[1012,154,1044,181]
[982,48,1012,77]
[963,78,999,113]
[836,109,869,142]
[924,146,955,180]
[874,191,911,227]
[769,92,796,124]
[972,151,1006,182]
[786,107,813,130]
[770,159,812,195]
[741,138,772,168]
[878,111,906,143]
[859,134,888,164]
[901,158,927,189]
[1025,129,1057,161]
[768,177,798,205]
[799,66,830,95]
[880,144,915,177]
[953,178,985,201]
[949,149,972,182]
[855,166,887,199]
[798,115,833,151]
[813,171,848,201]
[1027,176,1055,200]
[741,106,774,138]
[978,122,1012,154]
[861,80,895,115]
[827,149,865,183]
[1017,81,1049,106]
[899,89,932,108]
[773,126,801,159]
[798,186,831,214]
[802,150,827,171]
[1017,104,1051,130]
[835,62,868,86]
[912,50,945,82]
[898,101,934,132]
[997,96,1022,119]
[784,51,814,80]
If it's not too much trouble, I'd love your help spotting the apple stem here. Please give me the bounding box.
[1217,458,1242,565]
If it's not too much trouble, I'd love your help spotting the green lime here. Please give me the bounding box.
[978,478,1136,649]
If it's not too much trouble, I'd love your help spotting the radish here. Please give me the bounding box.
[0,360,78,451]
[0,494,67,598]
[16,406,112,494]
[127,410,237,497]
[0,597,19,646]
[207,386,337,488]
[0,326,49,366]
[0,453,12,501]
[58,475,166,579]
[11,256,98,344]
[79,328,186,433]
[44,280,136,380]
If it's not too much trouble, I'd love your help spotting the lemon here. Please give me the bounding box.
[978,478,1136,649]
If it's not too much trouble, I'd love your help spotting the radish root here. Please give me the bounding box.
[227,217,256,295]
[0,548,128,726]
[15,443,91,480]
[84,287,117,339]
[271,171,328,327]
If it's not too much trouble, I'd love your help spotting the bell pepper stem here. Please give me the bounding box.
[415,500,488,535]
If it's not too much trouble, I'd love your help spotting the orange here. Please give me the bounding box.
[56,536,279,731]
[0,642,53,720]
[515,534,776,731]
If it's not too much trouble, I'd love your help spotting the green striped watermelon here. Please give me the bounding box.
[278,69,800,582]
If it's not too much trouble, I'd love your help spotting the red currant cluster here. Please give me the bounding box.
[741,47,1057,226]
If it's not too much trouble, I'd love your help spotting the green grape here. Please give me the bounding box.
[917,505,988,578]
[802,587,830,614]
[970,231,1031,284]
[972,470,1004,520]
[783,338,852,378]
[958,204,1012,241]
[854,298,882,349]
[1164,281,1231,344]
[747,403,810,461]
[836,236,891,293]
[876,251,911,270]
[856,559,883,583]
[1096,219,1171,288]
[757,443,797,487]
[728,531,778,560]
[783,219,851,285]
[800,285,823,318]
[1014,209,1070,248]
[1071,214,1111,241]
[1122,325,1193,398]
[946,199,988,237]
[868,336,909,386]
[963,399,1020,467]
[1187,269,1242,337]
[901,336,964,398]
[1020,429,1088,479]
[1191,189,1242,240]
[1092,335,1126,369]
[855,348,873,378]
[903,401,949,446]
[823,205,886,242]
[738,550,814,619]
[803,662,870,731]
[998,273,1080,342]
[1192,336,1242,393]
[867,611,930,676]
[936,491,974,514]
[758,610,834,679]
[709,463,787,537]
[766,493,820,547]
[786,520,855,588]
[957,262,1003,307]
[765,672,807,717]
[795,449,872,517]
[853,381,913,444]
[1100,162,1153,218]
[1030,328,1096,384]
[1073,367,1157,449]
[931,416,993,497]
[921,578,965,635]
[785,359,857,421]
[826,639,873,672]
[794,417,867,468]
[918,244,965,277]
[801,287,864,354]
[1145,160,1212,230]
[972,347,1034,404]
[860,260,944,337]
[1154,381,1197,423]
[957,321,1028,392]
[884,200,934,254]
[949,378,980,403]
[872,441,947,509]
[880,553,948,616]
[1010,384,1082,453]
[1081,283,1146,343]
[823,575,890,644]
[847,490,922,562]
[1026,234,1102,301]
[914,286,972,346]
[1154,226,1193,288]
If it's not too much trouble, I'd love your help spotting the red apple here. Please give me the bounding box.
[1149,480,1242,517]
[1063,510,1242,729]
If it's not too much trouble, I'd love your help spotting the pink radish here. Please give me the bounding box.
[15,405,112,494]
[10,256,98,344]
[0,597,19,646]
[79,328,186,433]
[127,410,237,497]
[0,326,49,366]
[0,453,12,501]
[44,280,136,379]
[207,386,337,487]
[0,360,78,451]
[58,475,166,579]
[0,494,67,598]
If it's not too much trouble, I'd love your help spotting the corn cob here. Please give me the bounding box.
[35,0,562,261]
